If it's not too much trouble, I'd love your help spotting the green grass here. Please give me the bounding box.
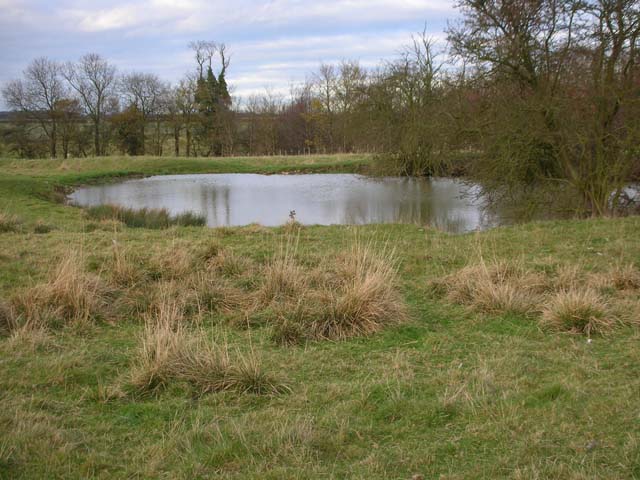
[1,154,640,479]
[86,204,206,229]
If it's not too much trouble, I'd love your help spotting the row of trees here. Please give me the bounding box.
[1,41,232,159]
[2,0,639,216]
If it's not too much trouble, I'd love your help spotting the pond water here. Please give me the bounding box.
[68,173,502,233]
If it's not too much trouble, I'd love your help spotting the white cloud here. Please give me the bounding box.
[0,0,458,108]
[57,0,454,34]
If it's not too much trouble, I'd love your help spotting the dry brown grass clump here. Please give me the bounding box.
[271,242,407,344]
[540,289,615,335]
[259,235,306,303]
[188,273,245,315]
[33,220,55,234]
[0,212,22,233]
[108,240,144,286]
[130,298,286,396]
[438,260,542,315]
[206,249,252,277]
[149,244,192,280]
[606,264,640,291]
[0,299,17,336]
[194,238,223,264]
[436,259,640,335]
[85,219,125,233]
[130,300,187,393]
[551,264,586,292]
[12,251,109,328]
[194,239,254,277]
[322,243,406,338]
[135,274,245,321]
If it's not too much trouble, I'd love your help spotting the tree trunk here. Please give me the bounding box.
[94,118,100,156]
[174,127,180,156]
[50,121,57,158]
[141,123,146,155]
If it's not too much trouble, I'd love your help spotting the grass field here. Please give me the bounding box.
[1,155,639,479]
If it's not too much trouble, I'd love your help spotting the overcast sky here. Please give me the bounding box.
[0,0,458,107]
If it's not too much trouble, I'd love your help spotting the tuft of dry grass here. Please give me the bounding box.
[0,299,17,336]
[108,240,143,286]
[437,258,640,336]
[206,249,252,277]
[259,234,305,303]
[168,339,288,396]
[438,260,541,315]
[271,241,407,344]
[5,325,54,352]
[136,274,245,321]
[551,264,586,292]
[188,273,245,315]
[470,282,537,315]
[130,304,187,393]
[149,244,193,280]
[320,243,406,339]
[85,219,125,233]
[540,289,615,335]
[606,264,640,291]
[12,251,108,329]
[33,220,54,234]
[194,238,223,264]
[130,297,286,396]
[0,212,22,233]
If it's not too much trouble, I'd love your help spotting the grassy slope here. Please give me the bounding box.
[1,155,639,479]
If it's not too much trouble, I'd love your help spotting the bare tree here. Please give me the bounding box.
[62,53,117,156]
[448,0,640,215]
[336,60,367,151]
[2,57,66,157]
[189,40,217,79]
[54,98,83,158]
[120,72,167,154]
[313,64,338,151]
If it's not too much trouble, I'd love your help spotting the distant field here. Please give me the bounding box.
[0,155,639,479]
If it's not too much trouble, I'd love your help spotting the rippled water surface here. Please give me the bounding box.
[68,174,501,232]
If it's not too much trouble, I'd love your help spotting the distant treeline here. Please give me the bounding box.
[2,0,639,216]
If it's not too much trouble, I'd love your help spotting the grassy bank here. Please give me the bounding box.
[1,155,639,479]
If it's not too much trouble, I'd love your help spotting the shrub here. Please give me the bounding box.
[540,289,615,334]
[85,204,205,229]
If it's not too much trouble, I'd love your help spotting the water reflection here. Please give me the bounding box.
[68,174,502,233]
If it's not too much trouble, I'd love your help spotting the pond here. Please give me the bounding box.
[68,173,501,233]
